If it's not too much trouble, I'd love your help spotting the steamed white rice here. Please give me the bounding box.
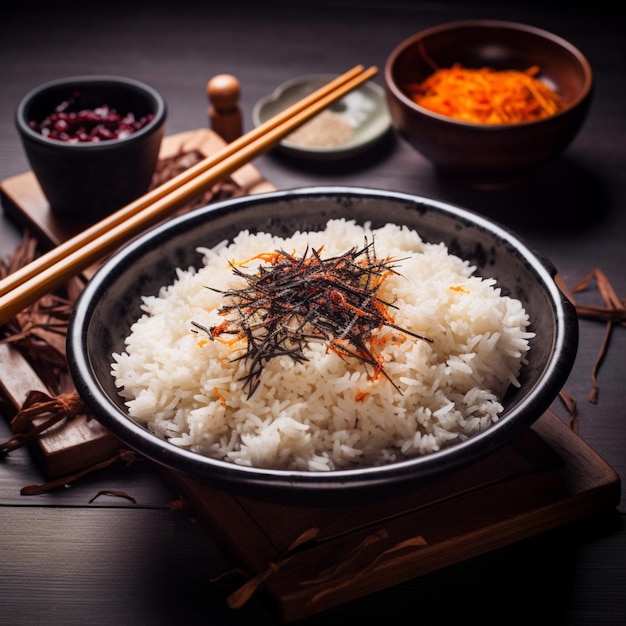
[111,219,534,471]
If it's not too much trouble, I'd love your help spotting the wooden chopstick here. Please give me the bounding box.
[0,65,378,326]
[0,64,370,299]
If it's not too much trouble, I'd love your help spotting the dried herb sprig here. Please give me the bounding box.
[193,239,431,397]
[570,269,625,403]
[0,232,75,392]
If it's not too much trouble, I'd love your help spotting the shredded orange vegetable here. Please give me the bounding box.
[405,64,565,124]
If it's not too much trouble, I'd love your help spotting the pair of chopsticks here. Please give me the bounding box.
[0,65,378,327]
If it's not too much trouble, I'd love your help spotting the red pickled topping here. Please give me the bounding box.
[29,92,154,143]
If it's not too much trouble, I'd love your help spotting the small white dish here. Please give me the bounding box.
[252,74,392,161]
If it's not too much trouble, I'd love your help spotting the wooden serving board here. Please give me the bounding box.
[157,412,620,622]
[0,129,621,621]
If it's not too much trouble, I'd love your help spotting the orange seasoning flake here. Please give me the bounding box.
[404,64,565,124]
[450,285,469,294]
[213,386,227,405]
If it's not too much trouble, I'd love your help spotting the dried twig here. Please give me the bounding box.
[558,389,579,433]
[569,269,624,403]
[0,233,75,391]
[89,489,137,504]
[19,449,138,495]
[0,389,86,455]
[227,527,320,608]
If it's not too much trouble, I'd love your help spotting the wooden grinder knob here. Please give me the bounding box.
[207,74,242,143]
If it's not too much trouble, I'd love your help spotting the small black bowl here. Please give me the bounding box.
[67,187,579,505]
[16,75,167,223]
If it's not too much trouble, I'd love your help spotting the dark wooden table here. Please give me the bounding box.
[1,2,624,624]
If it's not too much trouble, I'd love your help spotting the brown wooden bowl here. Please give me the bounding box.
[384,20,593,187]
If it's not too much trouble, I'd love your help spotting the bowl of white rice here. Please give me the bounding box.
[67,187,578,503]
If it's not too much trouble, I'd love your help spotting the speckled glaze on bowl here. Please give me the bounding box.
[67,187,578,504]
[15,75,167,222]
[384,20,593,187]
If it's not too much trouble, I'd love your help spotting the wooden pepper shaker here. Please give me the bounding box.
[207,74,242,143]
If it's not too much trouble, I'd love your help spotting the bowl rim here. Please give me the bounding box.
[67,185,579,500]
[384,19,594,129]
[15,74,167,151]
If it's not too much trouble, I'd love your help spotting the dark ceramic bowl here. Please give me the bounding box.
[384,20,593,187]
[67,187,578,504]
[16,75,167,222]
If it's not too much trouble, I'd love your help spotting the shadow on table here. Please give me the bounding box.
[262,146,610,244]
[434,156,612,239]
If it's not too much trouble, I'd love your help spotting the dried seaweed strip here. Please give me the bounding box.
[198,240,432,397]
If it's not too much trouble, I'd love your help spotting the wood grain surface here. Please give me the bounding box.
[1,2,624,625]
